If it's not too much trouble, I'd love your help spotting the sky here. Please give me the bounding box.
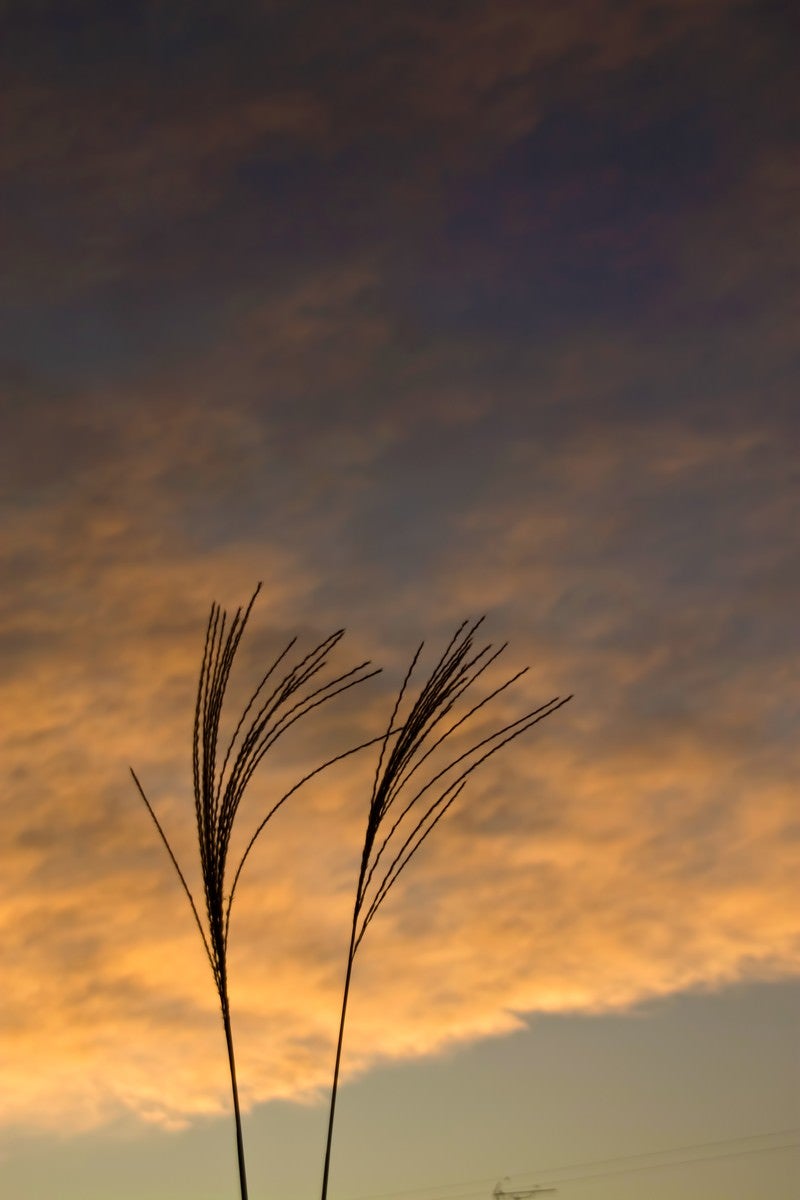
[1,1,798,1198]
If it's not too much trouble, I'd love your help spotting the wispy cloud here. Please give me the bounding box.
[1,0,797,1140]
[1,384,796,1132]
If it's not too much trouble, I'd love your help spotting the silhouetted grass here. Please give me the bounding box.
[130,591,569,1200]
[131,584,380,1200]
[319,619,572,1200]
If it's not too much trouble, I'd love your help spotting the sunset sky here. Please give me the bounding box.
[1,2,798,1198]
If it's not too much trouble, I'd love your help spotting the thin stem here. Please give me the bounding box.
[320,918,359,1200]
[129,768,216,976]
[132,586,381,1200]
[221,990,249,1200]
[319,620,572,1200]
[224,725,402,948]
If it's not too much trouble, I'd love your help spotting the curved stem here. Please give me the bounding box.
[320,919,358,1200]
[129,768,216,976]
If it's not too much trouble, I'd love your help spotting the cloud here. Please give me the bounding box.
[4,0,787,310]
[1,0,798,1140]
[1,381,797,1133]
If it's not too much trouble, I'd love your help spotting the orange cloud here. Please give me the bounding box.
[1,426,797,1134]
[2,56,798,1126]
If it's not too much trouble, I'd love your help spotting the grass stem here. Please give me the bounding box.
[319,620,571,1200]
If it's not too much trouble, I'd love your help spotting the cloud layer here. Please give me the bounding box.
[1,0,798,1135]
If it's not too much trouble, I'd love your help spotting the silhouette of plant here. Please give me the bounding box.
[319,619,571,1200]
[130,589,569,1200]
[131,584,380,1200]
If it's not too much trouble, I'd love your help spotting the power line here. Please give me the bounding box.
[349,1142,798,1200]
[337,1128,800,1200]
[515,1137,799,1192]
[493,1185,558,1199]
[504,1127,800,1186]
